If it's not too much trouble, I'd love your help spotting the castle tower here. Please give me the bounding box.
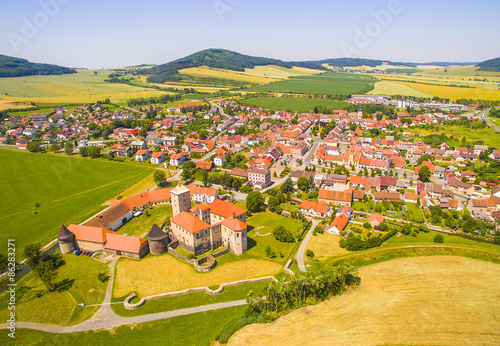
[57,224,76,254]
[147,224,169,255]
[171,185,191,216]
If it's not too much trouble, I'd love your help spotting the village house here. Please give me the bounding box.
[151,152,166,164]
[135,149,152,161]
[248,168,271,189]
[169,153,187,166]
[299,200,333,218]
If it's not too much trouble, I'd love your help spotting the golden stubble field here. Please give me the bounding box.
[230,256,500,346]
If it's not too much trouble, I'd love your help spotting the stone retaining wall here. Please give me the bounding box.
[283,259,295,276]
[194,255,216,272]
[212,247,230,258]
[123,276,278,310]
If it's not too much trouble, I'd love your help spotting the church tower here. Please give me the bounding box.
[171,185,191,216]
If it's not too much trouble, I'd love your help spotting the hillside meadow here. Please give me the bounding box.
[0,148,152,255]
[246,72,377,95]
[230,256,500,345]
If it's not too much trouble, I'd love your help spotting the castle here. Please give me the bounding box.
[169,185,248,256]
[57,184,248,259]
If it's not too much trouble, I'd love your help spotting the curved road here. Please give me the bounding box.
[295,219,320,272]
[480,108,500,132]
[0,300,247,334]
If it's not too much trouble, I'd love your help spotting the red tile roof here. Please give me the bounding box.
[207,199,246,218]
[67,225,114,244]
[104,233,147,254]
[221,217,247,231]
[170,212,211,233]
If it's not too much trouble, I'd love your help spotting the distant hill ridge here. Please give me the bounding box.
[142,49,491,84]
[0,54,76,78]
[477,57,500,72]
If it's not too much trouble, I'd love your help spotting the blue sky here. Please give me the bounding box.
[1,0,499,68]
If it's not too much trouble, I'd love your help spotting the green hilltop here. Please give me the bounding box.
[477,57,500,72]
[0,54,77,77]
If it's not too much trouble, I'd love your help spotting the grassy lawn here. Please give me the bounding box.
[383,230,500,253]
[113,253,282,297]
[0,254,108,326]
[231,256,500,345]
[246,211,305,263]
[352,201,371,212]
[404,202,425,223]
[119,205,172,237]
[306,233,349,260]
[405,124,500,148]
[111,280,270,317]
[0,305,247,346]
[0,148,152,256]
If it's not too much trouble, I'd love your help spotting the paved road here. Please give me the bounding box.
[0,300,247,333]
[479,108,500,132]
[260,174,290,193]
[303,138,321,166]
[295,219,319,272]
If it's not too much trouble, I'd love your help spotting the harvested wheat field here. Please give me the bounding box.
[113,255,281,297]
[230,256,500,346]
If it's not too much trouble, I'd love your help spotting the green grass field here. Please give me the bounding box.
[0,254,108,326]
[405,123,500,148]
[0,305,247,346]
[239,96,349,112]
[246,72,376,95]
[404,202,425,223]
[383,230,500,253]
[119,205,172,237]
[0,148,152,255]
[245,212,304,263]
[111,280,270,317]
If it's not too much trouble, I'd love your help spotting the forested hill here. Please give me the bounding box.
[143,49,302,83]
[477,57,500,72]
[0,55,77,77]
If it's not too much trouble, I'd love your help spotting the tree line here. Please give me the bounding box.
[215,264,359,343]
